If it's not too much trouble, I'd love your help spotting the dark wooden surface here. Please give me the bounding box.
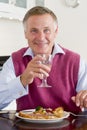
[0,110,87,130]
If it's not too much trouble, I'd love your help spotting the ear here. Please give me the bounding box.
[55,25,58,34]
[54,25,58,38]
[24,31,28,39]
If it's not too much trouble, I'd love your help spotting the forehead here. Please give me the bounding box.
[27,14,55,28]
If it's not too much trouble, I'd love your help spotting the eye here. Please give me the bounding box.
[44,28,50,34]
[31,29,38,33]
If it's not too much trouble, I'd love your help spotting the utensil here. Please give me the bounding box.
[0,110,9,114]
[70,112,87,117]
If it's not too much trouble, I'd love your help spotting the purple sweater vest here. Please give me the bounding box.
[12,46,81,113]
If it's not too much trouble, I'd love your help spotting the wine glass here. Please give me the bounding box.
[37,54,52,87]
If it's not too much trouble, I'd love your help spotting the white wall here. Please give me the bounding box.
[45,0,87,61]
[0,0,35,56]
[0,18,27,56]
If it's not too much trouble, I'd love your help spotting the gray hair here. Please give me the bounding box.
[23,6,58,31]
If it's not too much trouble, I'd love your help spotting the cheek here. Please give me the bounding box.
[27,33,36,42]
[48,34,55,41]
[48,31,56,37]
[51,32,57,40]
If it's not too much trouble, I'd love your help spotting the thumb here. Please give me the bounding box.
[71,96,76,102]
[71,96,80,107]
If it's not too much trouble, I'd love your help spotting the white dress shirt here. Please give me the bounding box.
[0,44,87,109]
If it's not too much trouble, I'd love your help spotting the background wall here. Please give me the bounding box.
[0,18,27,56]
[45,0,87,61]
[0,0,35,56]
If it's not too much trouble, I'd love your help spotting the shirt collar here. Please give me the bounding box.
[23,43,65,58]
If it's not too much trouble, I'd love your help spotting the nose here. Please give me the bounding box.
[38,31,45,41]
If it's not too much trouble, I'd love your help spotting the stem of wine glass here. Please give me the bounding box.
[42,75,48,86]
[40,75,51,87]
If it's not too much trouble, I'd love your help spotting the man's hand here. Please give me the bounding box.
[20,55,51,87]
[71,90,87,109]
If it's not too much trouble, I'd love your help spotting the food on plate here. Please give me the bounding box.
[53,107,64,117]
[19,106,64,119]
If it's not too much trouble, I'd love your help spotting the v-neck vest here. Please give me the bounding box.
[12,46,80,113]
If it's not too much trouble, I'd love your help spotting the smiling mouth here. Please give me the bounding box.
[37,43,47,48]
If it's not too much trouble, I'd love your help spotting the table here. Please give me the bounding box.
[0,110,87,130]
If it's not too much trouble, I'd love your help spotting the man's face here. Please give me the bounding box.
[25,14,58,55]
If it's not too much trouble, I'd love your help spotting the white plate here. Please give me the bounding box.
[15,109,70,123]
[15,119,70,129]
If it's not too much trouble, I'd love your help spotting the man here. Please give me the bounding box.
[0,6,87,113]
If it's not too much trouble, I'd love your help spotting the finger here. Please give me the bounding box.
[79,91,87,107]
[71,96,80,107]
[71,96,84,111]
[33,55,45,63]
[75,91,83,107]
[28,55,42,67]
[75,90,87,108]
[31,56,51,73]
[71,96,75,103]
[33,64,50,77]
[32,60,50,72]
[34,72,44,79]
[83,95,87,108]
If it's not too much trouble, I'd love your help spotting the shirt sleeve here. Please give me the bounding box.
[0,56,28,109]
[76,57,87,92]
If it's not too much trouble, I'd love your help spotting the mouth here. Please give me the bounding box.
[35,42,48,47]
